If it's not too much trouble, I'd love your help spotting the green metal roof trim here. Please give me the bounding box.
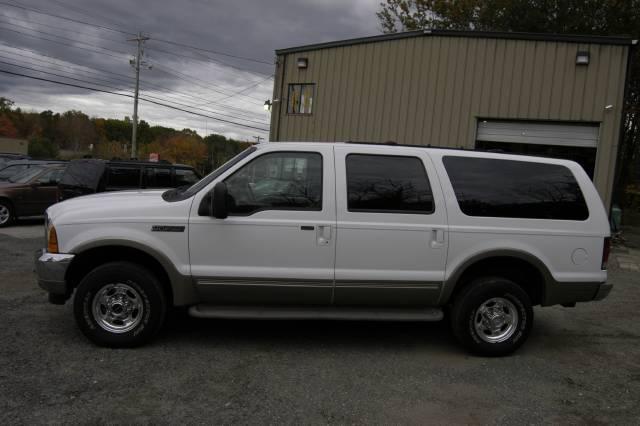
[275,29,635,55]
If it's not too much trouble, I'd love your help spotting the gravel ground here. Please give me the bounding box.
[1,221,640,424]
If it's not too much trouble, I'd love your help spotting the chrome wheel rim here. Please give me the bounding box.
[473,297,519,343]
[92,283,144,334]
[0,205,9,225]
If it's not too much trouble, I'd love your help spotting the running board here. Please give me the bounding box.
[188,305,444,321]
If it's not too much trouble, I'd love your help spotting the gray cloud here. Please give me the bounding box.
[0,0,380,140]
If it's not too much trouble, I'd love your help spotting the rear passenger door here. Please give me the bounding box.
[333,146,448,306]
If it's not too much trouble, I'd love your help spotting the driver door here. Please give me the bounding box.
[189,146,336,305]
[22,168,64,216]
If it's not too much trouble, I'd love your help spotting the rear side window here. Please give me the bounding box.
[175,169,199,186]
[346,154,434,214]
[106,166,141,189]
[443,156,589,220]
[144,167,172,188]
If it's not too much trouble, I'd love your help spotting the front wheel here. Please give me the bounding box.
[451,277,533,356]
[0,200,14,227]
[73,261,167,347]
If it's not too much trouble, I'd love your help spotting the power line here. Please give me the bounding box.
[3,0,274,74]
[0,26,125,59]
[0,0,135,36]
[151,37,272,65]
[0,51,134,89]
[0,59,131,92]
[197,73,274,106]
[0,69,270,132]
[152,63,265,104]
[46,0,127,30]
[147,43,273,78]
[8,0,272,66]
[0,42,133,80]
[0,22,129,56]
[0,21,271,103]
[0,59,268,125]
[0,43,268,121]
[0,15,130,47]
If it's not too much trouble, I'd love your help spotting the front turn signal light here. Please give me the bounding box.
[48,225,59,254]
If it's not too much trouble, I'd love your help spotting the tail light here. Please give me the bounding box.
[601,237,611,270]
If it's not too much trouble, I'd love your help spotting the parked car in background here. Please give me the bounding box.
[57,159,201,201]
[0,153,31,170]
[0,160,66,182]
[0,163,66,227]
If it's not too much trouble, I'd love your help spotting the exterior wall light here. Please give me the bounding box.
[576,51,590,65]
[297,57,308,69]
[264,100,272,111]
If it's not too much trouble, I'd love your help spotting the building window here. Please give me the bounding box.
[287,84,314,114]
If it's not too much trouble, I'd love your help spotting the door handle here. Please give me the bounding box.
[430,229,445,248]
[316,225,331,246]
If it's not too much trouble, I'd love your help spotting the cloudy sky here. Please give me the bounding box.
[0,0,381,141]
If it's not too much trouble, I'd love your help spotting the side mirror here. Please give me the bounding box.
[212,181,228,219]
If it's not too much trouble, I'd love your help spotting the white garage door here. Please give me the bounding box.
[476,120,599,148]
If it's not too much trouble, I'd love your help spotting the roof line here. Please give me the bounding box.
[275,29,634,55]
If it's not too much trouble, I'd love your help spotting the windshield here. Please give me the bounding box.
[163,146,256,201]
[9,166,45,183]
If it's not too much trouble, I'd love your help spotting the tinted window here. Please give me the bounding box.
[175,169,199,186]
[346,154,434,214]
[443,156,589,220]
[225,152,322,215]
[107,166,141,189]
[144,167,172,188]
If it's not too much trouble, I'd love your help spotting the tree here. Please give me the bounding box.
[0,97,14,113]
[28,137,59,159]
[142,134,207,169]
[0,115,18,138]
[377,0,640,207]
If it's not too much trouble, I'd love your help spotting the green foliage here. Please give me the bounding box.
[0,97,14,113]
[0,97,248,170]
[204,133,251,173]
[28,137,59,159]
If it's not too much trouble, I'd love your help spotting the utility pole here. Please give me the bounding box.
[128,32,150,159]
[253,136,264,144]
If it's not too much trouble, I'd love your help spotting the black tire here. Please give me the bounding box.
[0,200,14,228]
[451,277,533,357]
[73,261,167,348]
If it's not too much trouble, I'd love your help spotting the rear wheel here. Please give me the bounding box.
[73,261,167,347]
[0,200,14,227]
[451,277,533,356]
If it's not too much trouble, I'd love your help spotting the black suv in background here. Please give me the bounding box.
[58,159,201,201]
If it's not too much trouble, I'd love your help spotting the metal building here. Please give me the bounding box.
[269,30,635,208]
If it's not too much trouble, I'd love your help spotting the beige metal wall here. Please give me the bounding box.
[270,35,630,207]
[0,137,28,155]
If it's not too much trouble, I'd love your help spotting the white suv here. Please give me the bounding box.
[35,142,611,356]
